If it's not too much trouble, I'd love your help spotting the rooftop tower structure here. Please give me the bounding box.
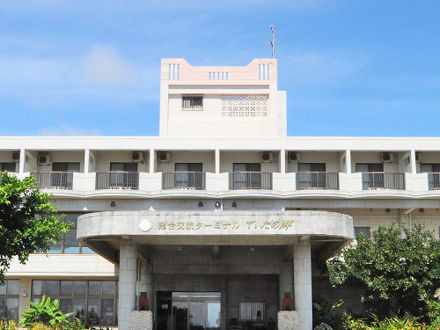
[159,58,286,138]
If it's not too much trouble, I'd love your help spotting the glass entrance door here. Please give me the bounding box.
[172,292,221,330]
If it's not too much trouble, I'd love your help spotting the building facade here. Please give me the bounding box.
[1,58,440,330]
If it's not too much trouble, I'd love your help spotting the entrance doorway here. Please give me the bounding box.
[158,292,221,330]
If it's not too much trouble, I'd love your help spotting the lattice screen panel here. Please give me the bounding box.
[221,95,268,117]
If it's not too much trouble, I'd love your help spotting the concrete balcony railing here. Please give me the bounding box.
[34,172,74,190]
[22,171,440,195]
[361,172,405,190]
[428,173,440,190]
[162,172,206,190]
[96,172,139,190]
[229,172,273,190]
[296,172,339,190]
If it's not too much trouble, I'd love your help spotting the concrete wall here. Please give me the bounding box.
[351,151,409,173]
[6,254,116,277]
[156,151,215,173]
[286,152,342,173]
[220,151,279,173]
[94,151,149,173]
[34,151,84,172]
[159,58,285,138]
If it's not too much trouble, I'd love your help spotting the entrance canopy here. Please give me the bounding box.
[77,210,354,264]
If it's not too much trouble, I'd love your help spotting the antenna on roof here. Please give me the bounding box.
[269,25,277,58]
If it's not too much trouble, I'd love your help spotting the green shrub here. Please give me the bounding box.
[313,297,344,329]
[31,323,51,330]
[20,295,73,327]
[62,318,87,330]
[342,312,369,330]
[0,320,17,330]
[342,312,430,329]
[370,314,427,329]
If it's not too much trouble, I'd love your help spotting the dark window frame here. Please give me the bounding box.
[355,163,384,173]
[0,163,16,173]
[421,164,440,173]
[182,95,203,111]
[0,280,20,321]
[45,213,93,254]
[31,280,117,327]
[354,226,371,239]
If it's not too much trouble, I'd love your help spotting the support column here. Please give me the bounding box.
[118,240,137,330]
[280,149,286,174]
[140,261,154,312]
[84,149,90,173]
[294,238,313,330]
[19,148,25,174]
[279,246,293,307]
[18,278,31,321]
[215,149,220,174]
[345,149,351,174]
[410,149,417,174]
[149,149,155,174]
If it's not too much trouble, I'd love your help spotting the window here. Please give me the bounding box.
[109,163,138,188]
[0,280,20,321]
[47,213,93,254]
[0,163,16,172]
[298,163,326,172]
[298,163,327,189]
[32,280,117,326]
[52,162,80,172]
[221,95,268,117]
[421,164,440,173]
[354,226,371,239]
[355,163,383,173]
[51,163,80,188]
[233,163,261,172]
[239,302,265,321]
[110,163,137,172]
[357,163,385,189]
[232,163,262,189]
[175,163,204,189]
[182,96,203,111]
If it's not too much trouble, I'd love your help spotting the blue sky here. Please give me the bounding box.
[1,0,440,136]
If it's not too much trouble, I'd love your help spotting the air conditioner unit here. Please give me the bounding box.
[261,152,274,163]
[131,151,144,163]
[415,152,421,162]
[12,151,20,162]
[157,151,171,163]
[287,152,299,163]
[380,152,394,163]
[37,153,51,166]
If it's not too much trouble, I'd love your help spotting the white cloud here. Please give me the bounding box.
[37,125,101,136]
[82,45,137,85]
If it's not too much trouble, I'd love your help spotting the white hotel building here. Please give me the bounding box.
[1,58,440,330]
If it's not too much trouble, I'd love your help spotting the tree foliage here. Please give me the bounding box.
[0,172,70,283]
[327,223,440,319]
